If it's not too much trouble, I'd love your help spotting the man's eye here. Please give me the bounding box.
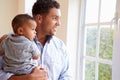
[52,17,57,19]
[52,17,55,19]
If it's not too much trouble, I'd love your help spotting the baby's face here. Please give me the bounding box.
[22,20,37,40]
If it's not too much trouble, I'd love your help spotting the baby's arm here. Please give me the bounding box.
[33,55,40,60]
[31,41,40,60]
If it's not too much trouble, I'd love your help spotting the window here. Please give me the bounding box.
[78,0,117,80]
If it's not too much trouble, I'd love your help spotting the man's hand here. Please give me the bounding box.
[30,66,48,80]
[0,34,7,43]
[8,66,48,80]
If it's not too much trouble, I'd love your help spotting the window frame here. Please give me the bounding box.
[77,0,116,80]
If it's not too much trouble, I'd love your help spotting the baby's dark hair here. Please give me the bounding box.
[12,14,34,33]
[32,0,60,16]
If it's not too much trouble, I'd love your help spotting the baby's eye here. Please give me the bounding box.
[32,28,35,30]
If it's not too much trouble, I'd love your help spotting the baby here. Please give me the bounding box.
[0,14,40,75]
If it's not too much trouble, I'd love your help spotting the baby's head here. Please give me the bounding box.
[12,14,37,40]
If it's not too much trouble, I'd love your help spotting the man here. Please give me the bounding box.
[0,0,72,80]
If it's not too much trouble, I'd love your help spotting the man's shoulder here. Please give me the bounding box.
[51,36,64,44]
[50,36,66,49]
[52,36,63,42]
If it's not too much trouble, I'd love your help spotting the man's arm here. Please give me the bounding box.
[8,67,48,80]
[58,44,72,80]
[0,56,14,80]
[8,74,31,80]
[0,70,13,80]
[0,35,7,55]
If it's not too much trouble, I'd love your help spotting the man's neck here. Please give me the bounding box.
[37,35,47,46]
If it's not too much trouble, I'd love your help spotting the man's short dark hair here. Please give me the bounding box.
[32,0,60,16]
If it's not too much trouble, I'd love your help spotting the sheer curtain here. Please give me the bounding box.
[112,0,120,80]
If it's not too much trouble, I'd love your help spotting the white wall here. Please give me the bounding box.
[18,0,36,15]
[56,0,68,44]
[0,0,18,36]
[0,0,36,36]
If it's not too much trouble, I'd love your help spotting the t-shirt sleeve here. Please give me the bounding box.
[30,41,40,57]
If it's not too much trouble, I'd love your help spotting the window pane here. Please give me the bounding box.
[85,26,97,57]
[85,60,95,80]
[85,0,99,24]
[99,63,112,80]
[99,25,113,60]
[100,0,116,22]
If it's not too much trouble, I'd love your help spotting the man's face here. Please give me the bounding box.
[37,8,61,36]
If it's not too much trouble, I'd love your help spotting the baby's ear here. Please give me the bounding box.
[17,27,23,35]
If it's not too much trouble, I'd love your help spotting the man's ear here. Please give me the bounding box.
[35,14,42,23]
[17,27,23,35]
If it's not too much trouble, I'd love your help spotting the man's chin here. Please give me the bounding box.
[48,34,55,36]
[51,34,55,36]
[51,32,56,36]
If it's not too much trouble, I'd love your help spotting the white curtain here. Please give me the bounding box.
[112,0,120,80]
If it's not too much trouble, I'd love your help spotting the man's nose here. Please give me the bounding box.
[57,19,61,26]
